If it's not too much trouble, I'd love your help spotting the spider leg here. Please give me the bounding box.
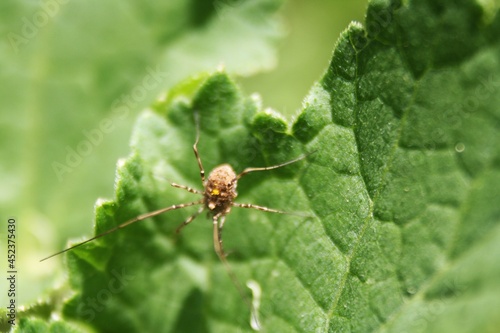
[171,183,203,195]
[176,206,204,234]
[233,202,313,218]
[232,202,288,214]
[40,199,204,262]
[236,150,315,180]
[193,112,205,182]
[212,215,261,329]
[213,214,226,259]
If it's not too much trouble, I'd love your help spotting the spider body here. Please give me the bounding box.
[204,164,237,216]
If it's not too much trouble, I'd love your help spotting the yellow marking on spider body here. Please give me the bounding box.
[212,189,220,195]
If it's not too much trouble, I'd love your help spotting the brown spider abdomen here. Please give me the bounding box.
[204,164,237,216]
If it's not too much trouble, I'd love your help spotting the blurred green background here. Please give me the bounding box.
[0,0,366,306]
[241,0,366,115]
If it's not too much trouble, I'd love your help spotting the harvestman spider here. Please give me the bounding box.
[41,113,312,327]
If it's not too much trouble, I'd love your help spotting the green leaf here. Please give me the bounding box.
[0,0,285,308]
[16,317,93,333]
[21,0,500,332]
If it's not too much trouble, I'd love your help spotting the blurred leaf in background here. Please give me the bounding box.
[240,0,366,114]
